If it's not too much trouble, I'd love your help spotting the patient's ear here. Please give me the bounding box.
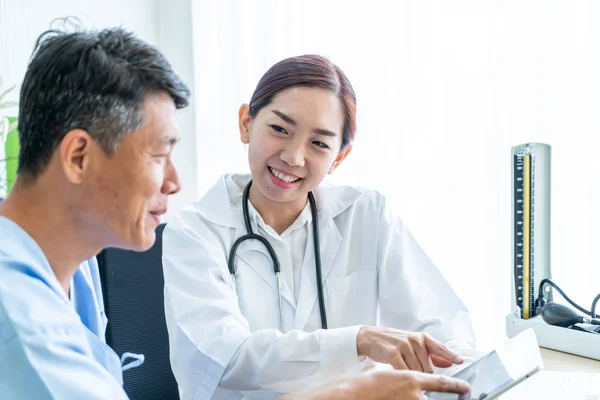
[59,129,93,184]
[328,145,352,174]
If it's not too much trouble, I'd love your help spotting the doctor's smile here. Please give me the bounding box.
[268,166,302,188]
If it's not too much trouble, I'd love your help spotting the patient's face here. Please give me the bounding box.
[80,92,181,251]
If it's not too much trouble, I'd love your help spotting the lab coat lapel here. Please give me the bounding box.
[232,221,297,310]
[294,208,341,330]
[199,175,297,310]
[201,175,363,329]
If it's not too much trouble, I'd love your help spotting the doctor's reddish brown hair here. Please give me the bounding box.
[248,55,357,151]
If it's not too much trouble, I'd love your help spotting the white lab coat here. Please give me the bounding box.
[163,174,477,400]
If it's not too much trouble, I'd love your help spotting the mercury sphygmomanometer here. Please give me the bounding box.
[512,143,600,334]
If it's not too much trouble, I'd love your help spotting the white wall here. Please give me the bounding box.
[0,0,159,110]
[0,0,198,214]
[156,0,197,217]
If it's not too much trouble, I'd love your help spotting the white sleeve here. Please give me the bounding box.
[375,196,482,370]
[162,207,363,398]
[220,325,362,393]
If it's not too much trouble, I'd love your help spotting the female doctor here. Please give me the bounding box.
[162,55,479,400]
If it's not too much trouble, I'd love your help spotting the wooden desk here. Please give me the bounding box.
[541,348,600,372]
[501,349,600,399]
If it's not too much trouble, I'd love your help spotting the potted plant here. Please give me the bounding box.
[0,76,19,197]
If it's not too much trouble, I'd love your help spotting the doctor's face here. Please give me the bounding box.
[240,86,350,207]
[80,92,182,251]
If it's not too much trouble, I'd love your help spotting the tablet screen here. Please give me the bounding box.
[426,349,514,400]
[426,329,542,400]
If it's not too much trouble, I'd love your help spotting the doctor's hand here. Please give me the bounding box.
[357,327,464,373]
[280,370,470,400]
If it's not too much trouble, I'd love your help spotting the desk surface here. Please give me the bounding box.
[541,348,600,372]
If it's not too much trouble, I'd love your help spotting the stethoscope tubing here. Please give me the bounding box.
[227,180,327,331]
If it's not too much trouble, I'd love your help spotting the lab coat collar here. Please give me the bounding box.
[197,174,363,328]
[196,173,363,229]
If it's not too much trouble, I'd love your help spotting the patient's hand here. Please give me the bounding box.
[281,370,470,400]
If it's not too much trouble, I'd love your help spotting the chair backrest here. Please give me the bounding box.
[97,224,179,400]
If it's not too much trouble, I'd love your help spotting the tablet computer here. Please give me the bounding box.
[426,328,543,400]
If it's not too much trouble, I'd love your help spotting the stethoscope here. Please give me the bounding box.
[227,180,328,331]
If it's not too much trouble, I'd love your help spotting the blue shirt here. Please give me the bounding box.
[0,216,128,399]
